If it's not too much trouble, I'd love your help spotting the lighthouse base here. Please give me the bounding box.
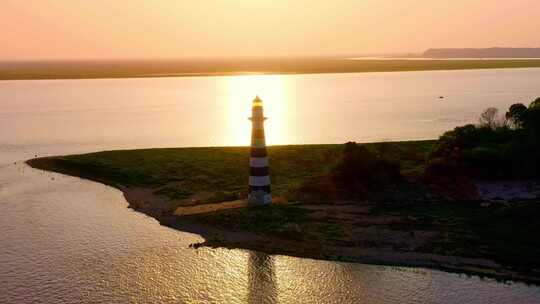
[247,191,272,205]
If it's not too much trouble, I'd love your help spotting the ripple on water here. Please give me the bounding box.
[2,162,540,303]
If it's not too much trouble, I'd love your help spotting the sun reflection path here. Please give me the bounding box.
[227,75,286,146]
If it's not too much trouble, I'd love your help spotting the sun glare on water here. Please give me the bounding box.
[227,75,287,146]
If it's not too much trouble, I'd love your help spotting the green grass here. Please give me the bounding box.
[194,204,315,240]
[374,201,540,270]
[28,140,435,205]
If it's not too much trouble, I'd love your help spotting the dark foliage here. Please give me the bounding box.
[427,98,540,180]
[332,142,402,194]
[506,103,528,129]
[527,98,540,135]
[478,107,501,129]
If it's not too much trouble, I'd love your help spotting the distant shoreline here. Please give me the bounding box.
[2,58,540,81]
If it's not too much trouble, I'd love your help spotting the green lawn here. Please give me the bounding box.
[28,140,435,205]
[374,201,540,270]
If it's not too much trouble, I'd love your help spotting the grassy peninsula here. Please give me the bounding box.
[27,98,540,283]
[28,139,540,283]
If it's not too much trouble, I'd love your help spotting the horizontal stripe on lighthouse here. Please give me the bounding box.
[250,148,267,157]
[249,175,271,186]
[249,185,271,192]
[249,157,269,167]
[250,166,269,176]
[251,138,266,148]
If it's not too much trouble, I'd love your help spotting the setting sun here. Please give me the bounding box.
[227,75,286,146]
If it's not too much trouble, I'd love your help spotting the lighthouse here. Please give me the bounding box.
[248,96,272,205]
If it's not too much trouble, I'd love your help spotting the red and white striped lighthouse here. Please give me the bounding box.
[248,96,271,205]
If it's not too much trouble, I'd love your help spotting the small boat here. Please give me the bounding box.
[438,96,445,99]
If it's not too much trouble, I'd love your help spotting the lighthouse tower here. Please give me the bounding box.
[248,96,272,205]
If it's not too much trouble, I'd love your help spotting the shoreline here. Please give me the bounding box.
[161,216,537,285]
[78,184,540,285]
[3,58,540,81]
[25,144,540,285]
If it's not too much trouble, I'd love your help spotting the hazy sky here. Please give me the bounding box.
[2,0,539,60]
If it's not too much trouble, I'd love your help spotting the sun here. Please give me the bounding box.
[226,75,286,146]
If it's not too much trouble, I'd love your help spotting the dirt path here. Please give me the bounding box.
[173,199,247,215]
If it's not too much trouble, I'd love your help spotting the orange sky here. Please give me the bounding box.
[1,0,539,60]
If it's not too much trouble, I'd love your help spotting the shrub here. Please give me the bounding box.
[506,103,528,129]
[478,107,501,129]
[526,100,540,136]
[427,97,540,180]
[462,146,504,177]
[333,142,401,193]
[530,97,540,109]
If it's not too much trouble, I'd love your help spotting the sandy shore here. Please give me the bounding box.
[118,185,540,284]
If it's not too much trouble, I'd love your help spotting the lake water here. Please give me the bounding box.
[1,68,540,303]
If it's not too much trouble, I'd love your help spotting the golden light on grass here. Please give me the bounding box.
[226,75,287,146]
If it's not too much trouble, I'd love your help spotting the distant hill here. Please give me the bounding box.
[423,48,540,58]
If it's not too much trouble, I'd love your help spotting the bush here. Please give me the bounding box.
[478,107,502,129]
[506,103,528,129]
[431,124,513,158]
[530,97,540,109]
[427,97,540,180]
[526,101,540,136]
[462,146,505,177]
[333,142,401,193]
[423,156,477,200]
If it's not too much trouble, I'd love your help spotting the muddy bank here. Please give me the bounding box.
[121,186,540,284]
[63,175,540,284]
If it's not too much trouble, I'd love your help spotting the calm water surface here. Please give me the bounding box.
[1,69,540,303]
